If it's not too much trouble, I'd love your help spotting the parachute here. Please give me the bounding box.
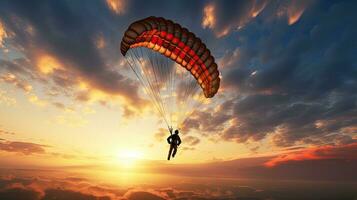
[121,16,220,128]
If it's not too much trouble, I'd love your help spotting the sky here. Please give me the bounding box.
[0,0,357,199]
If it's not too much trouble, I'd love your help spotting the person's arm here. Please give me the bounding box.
[177,136,181,146]
[167,135,172,144]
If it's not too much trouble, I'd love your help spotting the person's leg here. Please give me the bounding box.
[167,145,173,160]
[172,146,177,157]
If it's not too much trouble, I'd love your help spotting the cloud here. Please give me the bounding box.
[286,0,312,25]
[106,0,126,15]
[201,0,313,37]
[0,20,8,47]
[183,136,200,146]
[0,73,32,93]
[124,190,166,200]
[0,173,122,200]
[181,99,234,136]
[265,142,357,167]
[0,89,16,106]
[43,189,111,200]
[0,128,15,135]
[1,158,357,200]
[0,173,266,200]
[202,3,216,30]
[52,102,65,110]
[0,0,147,115]
[154,128,167,142]
[202,0,269,37]
[28,94,48,107]
[0,187,41,200]
[0,140,47,155]
[184,0,357,147]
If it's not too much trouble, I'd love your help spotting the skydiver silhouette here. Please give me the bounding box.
[167,127,181,160]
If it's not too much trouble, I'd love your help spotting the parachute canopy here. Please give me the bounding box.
[121,16,220,98]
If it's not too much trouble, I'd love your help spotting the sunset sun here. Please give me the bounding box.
[116,149,143,168]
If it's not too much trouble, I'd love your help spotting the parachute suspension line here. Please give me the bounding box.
[126,53,167,126]
[125,50,170,127]
[137,48,168,122]
[177,66,204,129]
[170,57,175,127]
[136,47,173,127]
[134,49,167,120]
[151,49,171,126]
[143,48,167,125]
[125,47,208,129]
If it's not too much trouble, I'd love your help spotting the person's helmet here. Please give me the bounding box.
[174,130,179,134]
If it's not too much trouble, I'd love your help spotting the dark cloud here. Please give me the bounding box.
[0,187,41,200]
[42,189,110,200]
[184,0,357,147]
[125,191,166,200]
[182,100,233,135]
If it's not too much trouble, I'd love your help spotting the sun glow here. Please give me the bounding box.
[116,150,143,168]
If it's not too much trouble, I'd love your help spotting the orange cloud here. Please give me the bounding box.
[265,142,357,167]
[0,21,7,47]
[202,3,216,29]
[287,0,311,25]
[36,54,63,75]
[251,0,268,18]
[202,0,269,37]
[106,0,126,15]
[202,3,230,37]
